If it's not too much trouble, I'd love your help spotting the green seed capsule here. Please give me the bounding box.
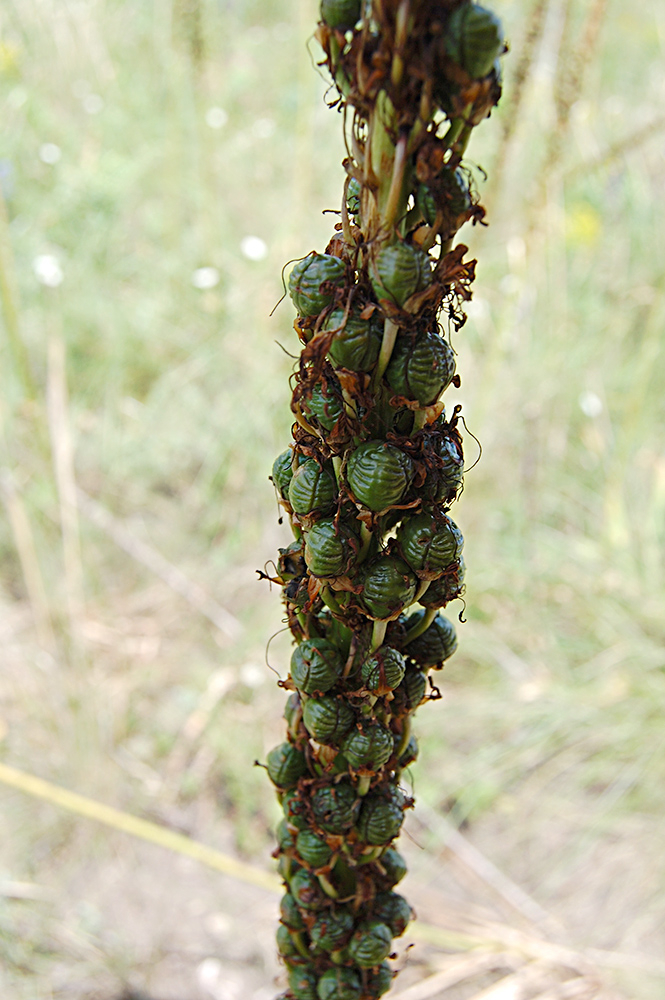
[277,923,300,959]
[405,610,458,667]
[296,829,334,868]
[289,252,347,317]
[417,169,471,226]
[267,742,309,789]
[278,854,303,881]
[346,177,361,218]
[304,380,346,432]
[361,645,406,693]
[282,789,309,831]
[370,242,432,308]
[346,441,413,512]
[289,966,320,1000]
[397,733,419,769]
[365,962,394,998]
[311,780,358,833]
[360,555,418,621]
[446,3,504,79]
[347,919,393,967]
[280,891,305,930]
[324,307,382,372]
[305,519,358,578]
[419,557,466,608]
[380,848,407,886]
[356,787,406,845]
[310,907,354,951]
[291,638,344,695]
[385,331,456,406]
[398,666,428,710]
[424,433,464,502]
[272,448,294,498]
[317,967,362,1000]
[303,695,355,746]
[320,0,361,32]
[341,722,394,770]
[373,891,412,937]
[277,818,296,851]
[397,510,464,579]
[290,868,325,911]
[289,459,337,515]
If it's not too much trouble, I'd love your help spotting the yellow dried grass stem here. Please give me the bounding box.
[0,761,280,895]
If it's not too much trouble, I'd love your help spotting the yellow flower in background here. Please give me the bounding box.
[0,41,20,76]
[567,203,602,247]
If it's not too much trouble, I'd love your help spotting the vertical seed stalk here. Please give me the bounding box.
[263,3,505,998]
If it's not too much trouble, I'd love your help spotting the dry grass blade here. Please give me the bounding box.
[47,334,84,631]
[77,488,242,639]
[0,468,55,650]
[414,800,559,932]
[388,953,520,1000]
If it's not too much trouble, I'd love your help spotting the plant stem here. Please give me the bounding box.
[403,607,437,645]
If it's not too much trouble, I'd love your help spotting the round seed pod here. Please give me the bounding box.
[424,434,464,503]
[361,645,406,693]
[370,242,432,308]
[360,555,418,621]
[291,638,344,695]
[324,307,382,372]
[320,0,361,32]
[310,907,354,951]
[272,448,294,498]
[446,3,504,79]
[311,780,358,833]
[289,965,320,1000]
[289,252,347,317]
[303,695,355,746]
[346,177,361,218]
[397,666,428,710]
[304,380,345,432]
[365,962,394,998]
[397,733,419,769]
[305,519,358,579]
[405,610,458,667]
[380,848,407,886]
[289,460,337,516]
[282,789,309,831]
[290,868,325,911]
[373,891,412,937]
[346,919,393,967]
[267,742,309,789]
[385,331,456,406]
[280,892,305,930]
[419,557,466,608]
[296,829,334,868]
[341,722,394,771]
[277,818,296,851]
[397,510,464,579]
[278,854,303,881]
[284,692,302,731]
[276,923,300,960]
[417,169,471,226]
[317,967,362,1000]
[346,441,413,512]
[356,787,406,845]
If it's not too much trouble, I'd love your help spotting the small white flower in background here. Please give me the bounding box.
[38,142,61,165]
[579,390,603,418]
[252,117,275,139]
[205,106,228,129]
[191,266,220,290]
[33,254,63,287]
[82,93,104,115]
[240,235,267,261]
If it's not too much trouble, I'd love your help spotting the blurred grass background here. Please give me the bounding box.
[0,0,664,997]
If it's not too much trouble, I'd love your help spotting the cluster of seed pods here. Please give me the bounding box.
[264,3,504,998]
